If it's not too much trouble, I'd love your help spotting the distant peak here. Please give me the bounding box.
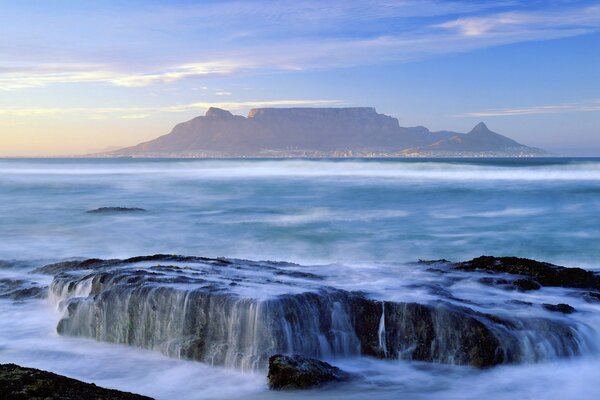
[205,107,233,118]
[469,122,491,134]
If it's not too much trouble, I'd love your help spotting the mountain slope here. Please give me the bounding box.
[405,122,548,156]
[106,108,546,157]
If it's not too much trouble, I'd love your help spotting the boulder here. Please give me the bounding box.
[267,355,350,390]
[542,303,576,314]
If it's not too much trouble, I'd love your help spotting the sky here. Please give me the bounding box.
[0,0,599,156]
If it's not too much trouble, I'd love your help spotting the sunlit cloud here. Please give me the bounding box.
[0,61,243,91]
[435,5,600,37]
[455,101,600,117]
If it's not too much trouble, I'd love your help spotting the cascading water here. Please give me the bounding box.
[44,255,598,371]
[378,302,388,358]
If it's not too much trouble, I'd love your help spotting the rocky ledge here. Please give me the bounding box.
[0,363,152,400]
[30,254,599,371]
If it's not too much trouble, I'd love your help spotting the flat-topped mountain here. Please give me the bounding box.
[105,107,547,157]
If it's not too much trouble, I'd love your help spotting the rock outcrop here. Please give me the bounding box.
[456,256,600,290]
[37,254,591,371]
[0,363,152,400]
[267,355,350,390]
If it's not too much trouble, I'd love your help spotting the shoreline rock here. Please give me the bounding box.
[0,363,153,400]
[456,256,600,290]
[267,355,351,390]
[39,254,590,370]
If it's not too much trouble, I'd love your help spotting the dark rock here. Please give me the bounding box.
[381,302,505,368]
[583,292,600,303]
[418,259,451,265]
[0,279,47,300]
[542,303,576,314]
[267,355,350,390]
[512,279,541,291]
[86,207,146,214]
[478,277,540,292]
[0,363,153,400]
[456,256,600,290]
[42,255,587,371]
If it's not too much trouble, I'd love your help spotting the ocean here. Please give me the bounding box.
[1,157,600,399]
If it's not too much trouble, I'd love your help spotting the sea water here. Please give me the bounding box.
[1,157,600,399]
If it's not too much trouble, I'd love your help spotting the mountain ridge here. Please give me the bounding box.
[104,107,548,158]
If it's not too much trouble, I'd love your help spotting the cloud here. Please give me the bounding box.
[456,101,600,117]
[435,5,600,37]
[0,99,344,118]
[0,61,243,91]
[1,2,599,91]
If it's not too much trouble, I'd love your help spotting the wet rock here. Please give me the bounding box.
[512,279,541,291]
[267,355,351,390]
[456,256,600,290]
[0,279,47,300]
[478,277,540,292]
[543,303,576,314]
[0,363,153,400]
[583,292,600,303]
[43,255,589,371]
[86,207,146,214]
[418,259,451,265]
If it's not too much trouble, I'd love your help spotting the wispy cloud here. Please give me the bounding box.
[435,5,600,37]
[1,2,599,91]
[0,61,243,91]
[456,101,600,117]
[0,99,344,118]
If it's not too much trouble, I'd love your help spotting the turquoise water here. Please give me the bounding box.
[1,157,600,267]
[2,157,600,400]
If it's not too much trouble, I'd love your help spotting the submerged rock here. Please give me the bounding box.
[512,279,542,291]
[0,363,152,400]
[267,355,350,390]
[86,207,146,214]
[456,256,600,290]
[0,278,46,300]
[543,303,576,314]
[478,277,541,292]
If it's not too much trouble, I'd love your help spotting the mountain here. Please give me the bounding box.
[403,122,547,156]
[104,107,547,157]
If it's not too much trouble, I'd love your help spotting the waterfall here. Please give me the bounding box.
[46,256,595,371]
[378,302,388,358]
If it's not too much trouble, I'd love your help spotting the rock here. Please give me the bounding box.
[267,355,350,390]
[0,279,47,300]
[543,303,576,314]
[86,207,146,214]
[41,255,588,371]
[0,363,153,400]
[478,277,541,292]
[583,292,600,303]
[456,256,600,290]
[418,259,451,265]
[512,279,541,291]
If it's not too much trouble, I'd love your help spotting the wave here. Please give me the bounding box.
[2,159,600,182]
[430,207,547,219]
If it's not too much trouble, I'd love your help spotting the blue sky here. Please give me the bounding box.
[0,0,599,155]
